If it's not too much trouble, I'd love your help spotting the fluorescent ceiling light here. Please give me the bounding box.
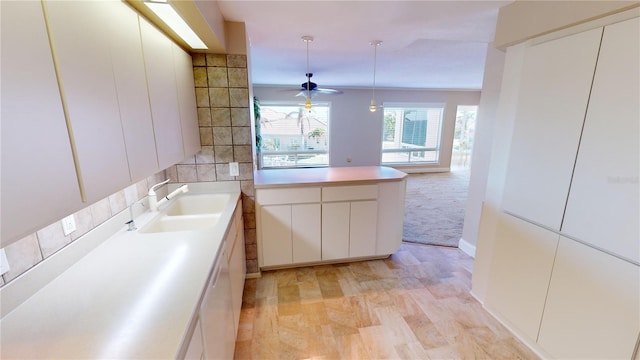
[144,1,207,50]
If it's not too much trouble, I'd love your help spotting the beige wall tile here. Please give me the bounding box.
[3,234,42,282]
[177,165,198,182]
[234,145,253,163]
[229,88,249,107]
[215,164,233,181]
[226,54,247,68]
[195,88,210,108]
[109,191,127,215]
[196,146,215,164]
[166,165,178,183]
[0,276,4,286]
[246,259,258,274]
[232,127,252,145]
[242,194,255,213]
[198,108,212,127]
[213,126,233,145]
[244,229,256,245]
[228,68,248,88]
[211,108,231,127]
[192,53,206,66]
[193,67,208,87]
[207,67,228,87]
[245,244,257,260]
[135,179,148,199]
[231,107,250,126]
[90,198,112,226]
[214,146,234,163]
[244,212,256,229]
[200,127,213,146]
[209,88,230,107]
[71,207,94,240]
[196,164,216,182]
[238,163,254,180]
[240,180,255,197]
[37,221,72,258]
[206,54,226,67]
[179,155,196,165]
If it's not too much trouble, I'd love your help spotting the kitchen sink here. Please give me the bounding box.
[140,214,220,233]
[165,194,230,216]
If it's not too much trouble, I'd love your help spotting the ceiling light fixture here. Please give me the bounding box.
[302,35,314,110]
[369,40,382,112]
[144,0,208,50]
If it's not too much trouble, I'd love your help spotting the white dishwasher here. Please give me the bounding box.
[200,242,236,360]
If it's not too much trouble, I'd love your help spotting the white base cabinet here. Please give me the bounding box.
[257,180,405,269]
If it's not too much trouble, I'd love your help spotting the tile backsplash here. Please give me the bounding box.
[1,171,166,286]
[168,53,258,274]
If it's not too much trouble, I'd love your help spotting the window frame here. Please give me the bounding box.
[258,101,331,169]
[380,102,446,165]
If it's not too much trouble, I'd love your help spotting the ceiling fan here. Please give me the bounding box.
[295,73,343,98]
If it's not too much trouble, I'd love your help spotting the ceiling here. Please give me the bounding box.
[214,1,512,90]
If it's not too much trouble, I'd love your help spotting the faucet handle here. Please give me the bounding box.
[148,179,170,195]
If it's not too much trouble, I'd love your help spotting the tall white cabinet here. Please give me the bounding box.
[0,1,83,243]
[485,15,640,359]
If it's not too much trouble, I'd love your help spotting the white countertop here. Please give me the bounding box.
[253,166,407,188]
[0,187,240,359]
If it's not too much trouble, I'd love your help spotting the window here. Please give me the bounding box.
[381,104,444,164]
[259,103,330,168]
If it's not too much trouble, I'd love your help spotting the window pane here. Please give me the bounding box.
[259,103,329,168]
[381,105,444,164]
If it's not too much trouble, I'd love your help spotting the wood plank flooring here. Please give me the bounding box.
[234,243,538,359]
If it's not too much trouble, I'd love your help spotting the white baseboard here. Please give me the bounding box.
[458,238,476,258]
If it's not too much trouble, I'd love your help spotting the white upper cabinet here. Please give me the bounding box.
[502,28,603,230]
[105,2,159,182]
[172,44,201,158]
[140,18,185,169]
[44,0,131,203]
[0,1,83,246]
[561,18,640,263]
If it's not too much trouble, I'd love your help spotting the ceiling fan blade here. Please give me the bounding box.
[315,88,343,95]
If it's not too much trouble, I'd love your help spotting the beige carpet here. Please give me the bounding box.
[402,169,470,247]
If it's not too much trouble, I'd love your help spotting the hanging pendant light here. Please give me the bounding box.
[369,40,382,112]
[302,36,314,110]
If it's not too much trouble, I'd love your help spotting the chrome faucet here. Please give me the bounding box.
[126,201,145,231]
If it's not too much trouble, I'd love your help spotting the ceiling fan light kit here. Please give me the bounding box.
[369,40,382,112]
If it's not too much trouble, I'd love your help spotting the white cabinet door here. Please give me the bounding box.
[183,318,203,360]
[502,27,603,230]
[173,44,201,158]
[349,201,378,258]
[45,0,131,203]
[292,204,321,263]
[139,17,185,169]
[376,180,406,255]
[322,202,350,260]
[0,1,83,245]
[229,205,246,332]
[106,4,159,181]
[260,205,292,267]
[561,17,640,263]
[201,247,235,360]
[538,237,640,359]
[485,213,559,342]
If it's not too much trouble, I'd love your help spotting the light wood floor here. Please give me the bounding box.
[234,243,538,359]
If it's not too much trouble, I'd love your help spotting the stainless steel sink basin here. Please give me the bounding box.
[139,214,220,233]
[165,194,230,216]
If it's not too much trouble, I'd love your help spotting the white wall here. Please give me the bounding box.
[459,45,506,257]
[253,86,480,169]
[470,43,526,302]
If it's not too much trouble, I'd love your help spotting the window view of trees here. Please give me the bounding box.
[452,105,477,168]
[381,105,444,164]
[258,103,330,168]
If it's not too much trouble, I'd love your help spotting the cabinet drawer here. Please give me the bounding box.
[257,187,320,205]
[322,185,378,202]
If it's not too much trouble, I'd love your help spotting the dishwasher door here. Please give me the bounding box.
[200,243,235,360]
